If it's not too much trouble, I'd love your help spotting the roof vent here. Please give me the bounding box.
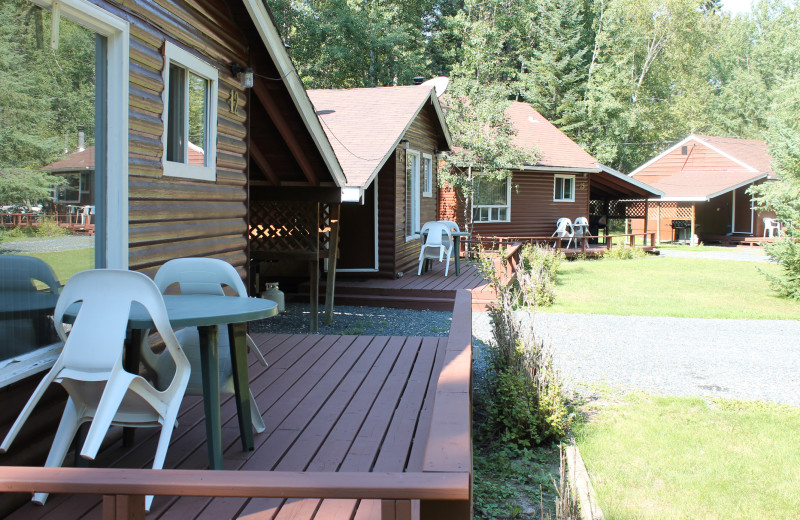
[681,145,688,155]
[412,76,425,85]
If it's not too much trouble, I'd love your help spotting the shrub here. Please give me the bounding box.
[475,245,573,447]
[603,245,646,260]
[517,244,563,306]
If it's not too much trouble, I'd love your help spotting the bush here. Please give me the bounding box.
[517,244,563,306]
[603,245,646,260]
[475,245,573,448]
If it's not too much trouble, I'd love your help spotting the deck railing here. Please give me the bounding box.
[0,291,474,520]
[467,232,657,254]
[1,212,94,234]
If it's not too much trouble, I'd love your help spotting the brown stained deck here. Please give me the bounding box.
[6,332,451,520]
[331,260,496,312]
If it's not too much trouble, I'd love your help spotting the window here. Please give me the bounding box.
[422,153,433,197]
[554,174,575,202]
[472,175,510,222]
[163,42,218,181]
[405,150,421,238]
[0,0,128,385]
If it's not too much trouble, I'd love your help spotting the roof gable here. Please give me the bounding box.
[307,86,451,188]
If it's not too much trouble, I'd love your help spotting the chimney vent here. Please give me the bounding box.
[413,76,425,85]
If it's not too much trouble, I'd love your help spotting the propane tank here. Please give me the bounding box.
[261,282,285,313]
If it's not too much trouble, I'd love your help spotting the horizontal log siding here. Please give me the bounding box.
[377,155,398,277]
[471,170,590,237]
[390,106,442,277]
[125,0,250,273]
[633,142,750,186]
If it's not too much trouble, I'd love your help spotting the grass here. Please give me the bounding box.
[656,243,764,253]
[549,256,800,319]
[27,248,94,285]
[574,391,800,520]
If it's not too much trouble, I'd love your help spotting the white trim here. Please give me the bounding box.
[422,153,433,197]
[705,173,769,200]
[241,0,346,187]
[405,150,421,241]
[162,41,218,182]
[553,174,576,202]
[657,196,710,202]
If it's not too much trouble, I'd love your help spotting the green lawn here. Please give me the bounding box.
[27,248,94,286]
[549,256,800,319]
[574,392,800,520]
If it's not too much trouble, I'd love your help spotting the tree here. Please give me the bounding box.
[0,170,64,209]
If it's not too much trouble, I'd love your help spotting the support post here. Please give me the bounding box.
[324,204,340,325]
[690,203,696,246]
[644,199,650,246]
[102,495,146,520]
[656,203,661,245]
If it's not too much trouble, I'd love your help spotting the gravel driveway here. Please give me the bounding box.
[473,311,800,406]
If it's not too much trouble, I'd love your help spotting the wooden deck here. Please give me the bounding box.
[330,259,496,312]
[1,292,473,520]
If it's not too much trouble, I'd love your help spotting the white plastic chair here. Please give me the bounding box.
[142,257,267,434]
[438,220,460,261]
[418,221,454,276]
[573,217,589,248]
[552,218,574,249]
[0,270,190,511]
[763,217,780,237]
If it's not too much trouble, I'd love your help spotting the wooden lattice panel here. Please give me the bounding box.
[318,203,331,254]
[249,200,319,254]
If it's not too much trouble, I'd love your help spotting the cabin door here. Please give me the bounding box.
[337,182,377,271]
[732,186,753,234]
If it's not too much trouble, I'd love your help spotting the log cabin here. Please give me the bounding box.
[439,100,662,241]
[629,134,779,245]
[306,84,453,278]
[0,0,348,514]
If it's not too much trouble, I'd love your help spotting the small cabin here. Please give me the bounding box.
[629,134,779,243]
[439,101,661,240]
[307,85,453,278]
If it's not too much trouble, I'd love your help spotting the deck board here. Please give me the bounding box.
[6,332,454,520]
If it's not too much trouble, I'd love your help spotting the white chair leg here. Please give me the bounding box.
[249,390,266,433]
[246,334,269,368]
[80,375,135,460]
[32,398,84,505]
[444,257,450,277]
[418,250,426,275]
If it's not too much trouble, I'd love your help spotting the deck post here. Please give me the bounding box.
[382,499,414,519]
[644,199,649,245]
[102,495,145,520]
[324,204,340,325]
[656,203,661,245]
[690,203,696,245]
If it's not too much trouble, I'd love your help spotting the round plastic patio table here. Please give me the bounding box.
[66,294,278,470]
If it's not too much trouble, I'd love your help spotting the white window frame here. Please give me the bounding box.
[422,153,433,197]
[472,174,511,223]
[553,174,575,202]
[405,150,421,240]
[162,41,218,181]
[0,0,129,387]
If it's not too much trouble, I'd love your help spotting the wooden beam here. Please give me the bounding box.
[691,203,696,245]
[251,186,342,203]
[250,144,280,185]
[656,203,661,245]
[644,199,649,246]
[0,467,470,500]
[252,77,319,186]
[325,204,340,325]
[102,495,145,520]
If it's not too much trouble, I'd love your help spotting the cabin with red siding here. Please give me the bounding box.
[629,134,778,242]
[307,86,453,278]
[439,101,661,239]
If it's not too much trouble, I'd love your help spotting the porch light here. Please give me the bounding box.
[230,63,254,89]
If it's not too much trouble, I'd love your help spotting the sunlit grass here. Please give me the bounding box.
[549,256,800,319]
[27,248,94,286]
[574,392,800,520]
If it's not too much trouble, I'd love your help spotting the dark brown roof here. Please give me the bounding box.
[40,147,95,172]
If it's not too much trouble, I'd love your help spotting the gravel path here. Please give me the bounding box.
[656,248,772,263]
[0,236,94,253]
[473,311,800,406]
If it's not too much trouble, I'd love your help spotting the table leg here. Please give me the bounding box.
[228,322,254,451]
[454,235,461,275]
[198,325,223,470]
[122,329,144,448]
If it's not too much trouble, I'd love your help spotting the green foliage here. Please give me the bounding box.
[0,170,64,208]
[602,245,647,260]
[517,244,564,306]
[475,247,573,448]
